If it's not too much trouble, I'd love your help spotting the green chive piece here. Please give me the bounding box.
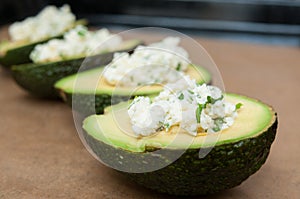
[178,93,184,100]
[196,104,203,123]
[235,103,243,110]
[78,30,86,36]
[176,63,181,71]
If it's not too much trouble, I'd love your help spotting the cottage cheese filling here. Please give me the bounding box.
[103,37,190,87]
[128,76,241,136]
[30,25,122,63]
[8,5,75,42]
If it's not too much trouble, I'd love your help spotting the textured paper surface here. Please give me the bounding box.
[0,27,299,198]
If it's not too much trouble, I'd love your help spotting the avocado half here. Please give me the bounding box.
[0,19,87,67]
[10,39,142,98]
[54,64,211,115]
[82,93,277,195]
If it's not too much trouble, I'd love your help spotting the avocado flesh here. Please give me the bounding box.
[84,93,276,151]
[11,40,142,98]
[82,93,277,195]
[54,64,211,114]
[0,19,87,67]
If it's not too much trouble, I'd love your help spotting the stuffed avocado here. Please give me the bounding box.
[55,64,210,115]
[82,78,278,195]
[55,37,211,114]
[11,25,142,98]
[0,5,85,67]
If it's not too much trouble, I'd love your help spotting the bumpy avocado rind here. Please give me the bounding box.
[0,19,87,67]
[0,39,52,67]
[55,64,211,115]
[11,40,142,99]
[60,92,130,116]
[82,94,278,195]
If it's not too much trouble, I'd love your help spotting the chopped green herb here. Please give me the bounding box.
[212,126,221,132]
[164,123,170,129]
[178,93,184,100]
[207,95,224,104]
[176,63,182,71]
[196,104,203,123]
[235,103,243,110]
[215,118,224,125]
[188,90,194,94]
[207,96,212,104]
[77,30,86,36]
[156,122,170,132]
[158,121,164,126]
[213,118,224,132]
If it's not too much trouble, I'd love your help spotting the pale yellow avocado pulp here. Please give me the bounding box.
[54,64,211,95]
[83,93,276,153]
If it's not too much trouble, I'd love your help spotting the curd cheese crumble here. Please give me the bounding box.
[103,37,190,87]
[128,76,241,136]
[30,25,122,63]
[8,5,75,42]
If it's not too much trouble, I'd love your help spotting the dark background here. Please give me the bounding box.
[0,0,299,46]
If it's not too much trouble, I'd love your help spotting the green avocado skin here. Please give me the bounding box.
[11,40,141,99]
[83,118,277,196]
[0,36,63,67]
[57,67,211,115]
[11,53,113,99]
[0,43,35,67]
[61,92,130,116]
[0,20,87,67]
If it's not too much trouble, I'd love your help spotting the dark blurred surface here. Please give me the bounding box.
[0,0,46,24]
[1,0,299,46]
